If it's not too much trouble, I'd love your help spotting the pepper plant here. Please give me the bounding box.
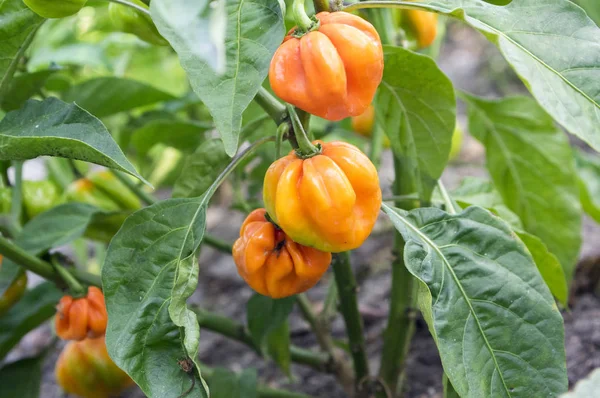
[0,0,598,397]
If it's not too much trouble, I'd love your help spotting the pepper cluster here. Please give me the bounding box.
[233,11,384,299]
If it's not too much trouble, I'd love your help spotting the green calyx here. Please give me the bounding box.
[291,17,321,38]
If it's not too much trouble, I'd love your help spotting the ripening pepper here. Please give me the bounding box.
[269,12,383,121]
[55,336,134,398]
[264,141,382,253]
[55,286,107,341]
[0,259,27,317]
[351,104,390,148]
[22,180,62,219]
[108,0,168,46]
[87,170,141,211]
[233,209,331,298]
[23,0,87,19]
[404,8,438,49]
[64,179,122,212]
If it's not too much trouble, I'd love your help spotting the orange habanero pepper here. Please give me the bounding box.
[233,209,331,299]
[269,11,383,121]
[56,336,134,398]
[55,286,107,341]
[263,141,382,253]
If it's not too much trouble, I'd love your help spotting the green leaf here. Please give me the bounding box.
[27,44,108,71]
[0,0,43,102]
[1,69,58,111]
[386,0,600,153]
[151,0,285,156]
[574,0,600,26]
[382,204,567,398]
[246,294,295,350]
[210,368,258,398]
[0,97,146,183]
[464,94,581,280]
[443,373,461,398]
[0,260,21,298]
[377,46,456,202]
[131,119,211,155]
[574,149,600,224]
[173,139,230,198]
[0,282,62,359]
[266,321,292,377]
[103,197,210,398]
[0,355,44,398]
[562,368,600,397]
[62,77,175,118]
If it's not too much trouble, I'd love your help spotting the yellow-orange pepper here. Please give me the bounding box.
[405,9,438,49]
[269,11,383,121]
[56,336,134,398]
[264,141,382,253]
[233,209,331,298]
[55,286,107,341]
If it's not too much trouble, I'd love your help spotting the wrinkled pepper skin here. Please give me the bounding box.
[233,209,331,298]
[56,336,134,398]
[108,0,168,46]
[55,286,107,341]
[0,261,27,317]
[24,0,87,19]
[269,12,383,121]
[264,141,382,253]
[405,9,438,49]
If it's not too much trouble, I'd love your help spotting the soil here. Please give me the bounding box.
[4,22,600,398]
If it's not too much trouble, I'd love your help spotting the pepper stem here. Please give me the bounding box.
[293,0,314,32]
[286,105,320,158]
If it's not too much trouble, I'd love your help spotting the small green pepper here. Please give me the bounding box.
[0,269,27,316]
[108,0,168,46]
[0,187,12,214]
[87,170,141,211]
[22,180,62,219]
[64,179,122,212]
[23,0,87,19]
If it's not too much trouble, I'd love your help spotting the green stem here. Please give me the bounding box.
[370,125,385,169]
[292,0,314,32]
[194,307,330,371]
[320,278,338,323]
[275,123,289,159]
[202,235,233,254]
[51,256,85,295]
[10,161,23,224]
[106,0,151,15]
[378,156,417,397]
[312,0,330,12]
[110,170,156,205]
[344,1,433,13]
[0,235,101,288]
[254,87,287,125]
[332,252,370,386]
[286,105,320,157]
[0,24,41,103]
[437,179,459,215]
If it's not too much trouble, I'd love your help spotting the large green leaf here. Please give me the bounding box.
[103,198,210,397]
[449,177,568,305]
[464,94,581,280]
[0,354,44,398]
[376,46,456,202]
[151,0,285,156]
[0,283,61,359]
[574,149,600,224]
[173,139,230,198]
[0,0,44,102]
[382,204,567,398]
[361,0,600,152]
[131,119,211,155]
[0,97,146,183]
[1,69,57,111]
[62,77,175,118]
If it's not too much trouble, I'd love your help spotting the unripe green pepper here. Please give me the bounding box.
[449,125,464,161]
[22,180,62,219]
[0,187,12,214]
[0,268,27,316]
[108,0,168,46]
[64,179,121,212]
[87,170,141,211]
[23,0,87,19]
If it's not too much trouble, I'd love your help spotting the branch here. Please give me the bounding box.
[0,235,101,288]
[331,252,370,386]
[254,87,287,125]
[193,307,331,372]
